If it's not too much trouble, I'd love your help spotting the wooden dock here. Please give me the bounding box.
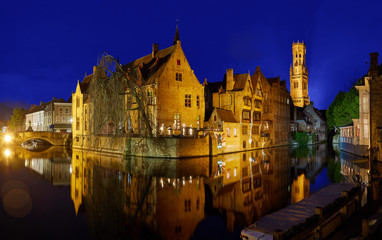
[241,183,359,239]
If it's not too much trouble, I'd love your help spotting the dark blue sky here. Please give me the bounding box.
[1,0,381,110]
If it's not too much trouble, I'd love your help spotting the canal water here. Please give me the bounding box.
[0,144,368,239]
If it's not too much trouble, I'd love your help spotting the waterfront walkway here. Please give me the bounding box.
[242,183,355,237]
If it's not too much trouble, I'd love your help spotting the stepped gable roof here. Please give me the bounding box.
[215,108,238,123]
[122,44,176,85]
[251,66,267,90]
[232,73,250,91]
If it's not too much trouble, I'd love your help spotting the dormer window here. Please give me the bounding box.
[177,59,181,65]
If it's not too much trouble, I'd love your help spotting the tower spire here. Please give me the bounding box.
[173,22,180,45]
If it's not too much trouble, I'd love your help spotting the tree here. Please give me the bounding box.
[326,86,359,129]
[8,108,25,132]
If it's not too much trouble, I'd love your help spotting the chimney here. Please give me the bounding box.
[93,66,97,74]
[40,101,43,105]
[226,69,234,91]
[152,43,159,57]
[369,52,379,77]
[52,97,57,101]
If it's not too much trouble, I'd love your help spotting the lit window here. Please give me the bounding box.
[174,114,181,129]
[196,95,200,108]
[234,128,237,137]
[234,168,237,177]
[227,128,230,137]
[227,169,231,179]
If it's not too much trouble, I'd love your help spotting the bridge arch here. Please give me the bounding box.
[13,132,72,146]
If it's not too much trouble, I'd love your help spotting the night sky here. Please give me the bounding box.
[1,0,381,110]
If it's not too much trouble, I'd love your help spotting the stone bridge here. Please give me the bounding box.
[8,132,72,146]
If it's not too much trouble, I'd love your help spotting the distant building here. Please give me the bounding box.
[339,53,378,158]
[25,98,72,132]
[290,41,310,107]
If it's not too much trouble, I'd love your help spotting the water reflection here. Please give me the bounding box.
[71,150,208,239]
[0,144,371,239]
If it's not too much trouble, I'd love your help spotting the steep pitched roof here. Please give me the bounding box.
[232,73,250,91]
[173,24,180,45]
[215,108,238,123]
[122,45,176,85]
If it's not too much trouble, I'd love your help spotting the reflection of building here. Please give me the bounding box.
[23,150,71,186]
[209,147,290,228]
[71,150,205,240]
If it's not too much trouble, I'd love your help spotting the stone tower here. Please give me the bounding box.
[290,41,310,107]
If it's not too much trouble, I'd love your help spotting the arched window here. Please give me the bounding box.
[243,141,246,149]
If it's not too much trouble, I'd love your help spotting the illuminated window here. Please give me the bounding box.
[148,91,153,105]
[227,128,230,137]
[234,168,237,177]
[174,114,181,129]
[196,95,200,108]
[227,169,231,179]
[234,128,237,137]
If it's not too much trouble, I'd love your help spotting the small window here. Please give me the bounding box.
[243,141,246,148]
[176,73,182,81]
[227,169,231,179]
[177,59,181,65]
[59,107,63,114]
[227,128,230,137]
[174,114,181,129]
[234,168,237,177]
[234,128,237,137]
[214,115,217,121]
[196,95,200,108]
[65,107,69,114]
[185,94,191,107]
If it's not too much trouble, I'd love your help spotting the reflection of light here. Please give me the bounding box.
[4,134,11,142]
[4,149,11,157]
[70,165,72,174]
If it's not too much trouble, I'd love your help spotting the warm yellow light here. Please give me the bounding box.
[4,134,11,143]
[4,149,11,157]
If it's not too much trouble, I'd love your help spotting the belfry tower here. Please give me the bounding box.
[290,41,310,107]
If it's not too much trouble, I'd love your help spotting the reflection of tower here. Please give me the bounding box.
[290,41,310,107]
[291,174,310,204]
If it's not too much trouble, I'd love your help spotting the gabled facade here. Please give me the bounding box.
[72,28,205,150]
[209,69,261,151]
[123,30,204,136]
[254,67,290,147]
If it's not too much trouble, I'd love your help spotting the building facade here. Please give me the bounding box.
[72,28,205,150]
[290,41,310,107]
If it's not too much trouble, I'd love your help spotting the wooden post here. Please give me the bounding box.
[341,191,349,218]
[314,207,323,240]
[272,230,283,240]
[362,219,369,237]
